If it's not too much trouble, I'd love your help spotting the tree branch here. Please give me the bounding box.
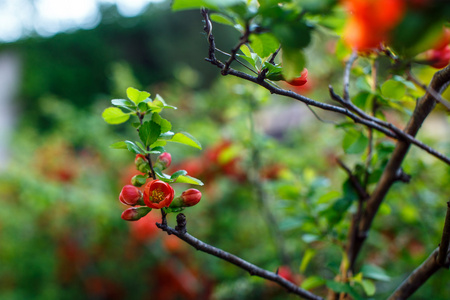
[353,64,450,268]
[200,9,450,165]
[438,201,450,266]
[156,214,324,300]
[387,248,450,300]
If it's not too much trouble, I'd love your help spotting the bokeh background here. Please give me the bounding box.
[0,1,449,299]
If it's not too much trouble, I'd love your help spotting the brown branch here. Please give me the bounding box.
[406,69,450,111]
[156,214,324,300]
[388,248,450,300]
[438,201,450,266]
[352,64,450,269]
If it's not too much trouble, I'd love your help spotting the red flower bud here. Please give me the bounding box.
[181,189,202,207]
[135,154,150,173]
[286,68,308,86]
[155,152,172,170]
[170,188,202,208]
[121,206,152,221]
[143,180,175,209]
[119,185,143,205]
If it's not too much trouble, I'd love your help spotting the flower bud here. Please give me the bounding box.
[121,206,152,221]
[131,174,147,187]
[170,189,202,208]
[119,185,143,206]
[135,154,150,173]
[155,152,172,170]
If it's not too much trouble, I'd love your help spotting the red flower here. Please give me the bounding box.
[286,68,308,86]
[143,180,175,209]
[342,0,406,51]
[119,185,143,206]
[426,45,450,69]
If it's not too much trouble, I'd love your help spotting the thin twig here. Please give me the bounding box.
[215,47,258,75]
[336,158,369,200]
[438,201,450,266]
[343,51,358,101]
[156,215,324,300]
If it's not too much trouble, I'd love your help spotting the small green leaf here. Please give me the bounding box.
[154,168,173,182]
[138,101,148,112]
[210,13,234,26]
[125,140,143,154]
[109,141,128,149]
[171,170,188,180]
[102,107,131,124]
[240,44,252,57]
[149,146,165,154]
[175,175,204,186]
[139,121,161,147]
[343,130,369,154]
[360,279,376,296]
[152,113,172,133]
[282,48,305,81]
[168,132,202,149]
[301,276,325,290]
[172,0,219,10]
[381,79,406,100]
[250,33,279,59]
[300,249,316,273]
[111,98,136,108]
[361,265,391,282]
[127,87,150,104]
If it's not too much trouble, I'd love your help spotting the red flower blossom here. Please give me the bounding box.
[143,180,175,209]
[156,152,172,169]
[286,68,308,86]
[342,0,406,51]
[171,188,202,208]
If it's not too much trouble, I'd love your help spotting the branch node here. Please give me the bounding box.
[175,213,187,234]
[395,168,411,183]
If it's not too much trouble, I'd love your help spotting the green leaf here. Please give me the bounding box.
[172,0,244,11]
[381,79,407,100]
[102,107,131,124]
[152,113,172,133]
[175,175,204,186]
[301,276,325,290]
[109,141,127,149]
[171,170,188,180]
[281,48,305,81]
[172,0,219,10]
[343,130,369,154]
[139,121,161,147]
[125,140,143,154]
[138,101,148,112]
[154,168,173,182]
[360,279,376,296]
[149,146,165,154]
[361,265,391,282]
[168,132,202,149]
[250,33,279,59]
[240,44,252,57]
[127,87,150,104]
[326,281,363,300]
[300,249,316,273]
[111,98,136,109]
[210,13,234,26]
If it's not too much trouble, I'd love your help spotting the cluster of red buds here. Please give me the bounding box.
[120,152,202,221]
